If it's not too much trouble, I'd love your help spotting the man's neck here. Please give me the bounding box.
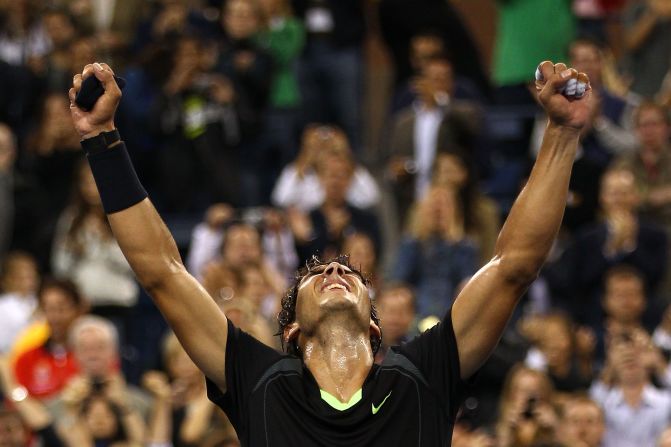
[302,321,373,403]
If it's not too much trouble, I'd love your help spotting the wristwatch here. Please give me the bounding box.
[81,129,121,155]
[10,385,28,403]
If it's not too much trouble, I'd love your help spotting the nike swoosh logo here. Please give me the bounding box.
[372,391,392,415]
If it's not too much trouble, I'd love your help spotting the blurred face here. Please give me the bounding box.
[43,12,75,48]
[70,38,97,74]
[433,154,467,189]
[74,327,117,378]
[609,337,646,384]
[562,400,604,447]
[224,0,260,40]
[599,170,638,214]
[510,370,545,405]
[1,256,38,296]
[293,262,373,342]
[421,187,456,231]
[318,156,354,204]
[636,107,670,151]
[343,234,376,274]
[604,275,646,324]
[659,428,671,447]
[421,60,454,99]
[40,287,80,342]
[410,36,444,71]
[570,43,602,86]
[175,38,200,70]
[0,413,27,447]
[377,288,415,345]
[222,225,261,266]
[85,397,118,440]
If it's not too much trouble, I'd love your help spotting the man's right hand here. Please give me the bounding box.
[68,62,122,140]
[535,61,592,131]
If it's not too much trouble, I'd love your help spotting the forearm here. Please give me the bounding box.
[147,398,172,445]
[494,123,579,281]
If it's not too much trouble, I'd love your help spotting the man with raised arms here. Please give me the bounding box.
[68,60,591,446]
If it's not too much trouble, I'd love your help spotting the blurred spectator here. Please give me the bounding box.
[15,93,82,270]
[216,0,273,205]
[389,30,486,115]
[520,313,595,392]
[548,168,668,330]
[495,365,558,447]
[31,7,77,93]
[558,395,605,447]
[198,220,286,300]
[142,371,173,447]
[389,186,477,321]
[0,0,50,66]
[51,160,139,333]
[288,150,382,264]
[220,296,276,348]
[237,263,280,321]
[48,315,151,419]
[0,123,15,262]
[387,55,481,227]
[58,377,145,447]
[342,233,378,291]
[0,355,66,447]
[591,327,671,447]
[161,332,219,446]
[152,35,243,212]
[59,0,144,67]
[257,0,305,167]
[292,0,364,151]
[431,152,500,265]
[662,427,671,447]
[374,283,416,363]
[617,102,671,229]
[378,0,490,98]
[272,124,379,211]
[0,252,39,353]
[14,278,84,400]
[623,0,671,98]
[492,0,574,103]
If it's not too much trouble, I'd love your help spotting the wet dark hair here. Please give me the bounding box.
[277,255,382,357]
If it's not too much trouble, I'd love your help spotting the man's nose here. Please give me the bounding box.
[323,262,346,278]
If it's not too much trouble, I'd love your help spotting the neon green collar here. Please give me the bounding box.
[319,388,362,411]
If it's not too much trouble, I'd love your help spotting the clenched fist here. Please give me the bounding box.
[535,61,593,131]
[69,62,121,139]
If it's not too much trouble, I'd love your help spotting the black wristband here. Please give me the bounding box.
[85,141,148,214]
[81,129,121,155]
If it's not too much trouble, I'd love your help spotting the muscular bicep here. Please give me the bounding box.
[150,268,228,391]
[451,258,528,379]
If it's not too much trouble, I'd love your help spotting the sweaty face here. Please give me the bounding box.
[294,262,371,336]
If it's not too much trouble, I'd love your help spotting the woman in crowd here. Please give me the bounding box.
[389,184,477,320]
[0,251,39,354]
[51,159,138,331]
[496,365,558,447]
[431,151,500,265]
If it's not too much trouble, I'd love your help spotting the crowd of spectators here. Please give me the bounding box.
[0,0,671,446]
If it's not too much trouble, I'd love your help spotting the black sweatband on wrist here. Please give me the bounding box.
[86,141,148,214]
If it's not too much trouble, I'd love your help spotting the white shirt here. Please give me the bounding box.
[413,104,444,199]
[0,292,37,353]
[590,381,671,447]
[271,165,380,211]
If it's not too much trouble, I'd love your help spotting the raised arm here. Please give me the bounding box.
[452,61,592,379]
[68,63,229,391]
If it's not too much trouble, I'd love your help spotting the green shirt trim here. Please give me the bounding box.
[320,388,362,411]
